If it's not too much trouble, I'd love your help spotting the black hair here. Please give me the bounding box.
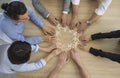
[8,41,31,64]
[1,1,27,20]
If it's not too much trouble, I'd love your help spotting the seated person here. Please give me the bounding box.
[0,41,62,74]
[0,0,55,46]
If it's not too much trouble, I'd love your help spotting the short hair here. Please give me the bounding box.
[8,41,31,64]
[1,1,27,20]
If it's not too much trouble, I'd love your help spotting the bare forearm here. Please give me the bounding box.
[44,52,55,62]
[75,61,90,78]
[88,12,101,24]
[72,5,79,17]
[48,65,62,78]
[40,47,50,52]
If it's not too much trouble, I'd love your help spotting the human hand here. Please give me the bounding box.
[79,35,92,42]
[57,52,69,69]
[78,44,90,52]
[47,14,58,26]
[69,17,80,30]
[41,26,56,36]
[61,14,69,27]
[70,48,80,62]
[77,21,88,33]
[42,35,55,42]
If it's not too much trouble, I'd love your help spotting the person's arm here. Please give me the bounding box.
[13,58,46,72]
[28,7,44,27]
[3,26,42,45]
[13,49,62,72]
[32,0,58,26]
[61,0,71,27]
[91,30,120,40]
[69,0,80,29]
[48,52,68,78]
[87,0,112,24]
[95,0,112,16]
[48,64,62,78]
[70,49,90,78]
[89,47,120,63]
[0,28,13,44]
[75,61,89,78]
[32,0,49,19]
[62,0,71,14]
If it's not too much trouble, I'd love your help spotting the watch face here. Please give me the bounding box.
[86,21,91,26]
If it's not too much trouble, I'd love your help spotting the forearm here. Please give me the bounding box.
[72,4,79,18]
[88,12,101,24]
[44,52,55,62]
[32,0,49,18]
[89,47,120,63]
[24,37,42,45]
[14,59,46,72]
[48,65,62,78]
[91,30,120,40]
[39,47,50,52]
[75,61,89,78]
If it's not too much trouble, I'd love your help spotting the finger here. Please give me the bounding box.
[50,36,55,38]
[43,31,48,35]
[53,21,58,26]
[47,30,55,36]
[55,18,59,26]
[49,21,55,26]
[66,58,70,63]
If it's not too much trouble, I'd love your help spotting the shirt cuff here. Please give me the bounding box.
[72,0,80,5]
[40,59,46,67]
[46,14,50,18]
[62,11,68,14]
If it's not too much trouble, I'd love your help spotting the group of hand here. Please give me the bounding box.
[46,14,89,33]
[41,13,94,64]
[50,48,81,68]
[78,35,92,52]
[41,14,91,43]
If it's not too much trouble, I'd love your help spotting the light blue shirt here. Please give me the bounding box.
[0,44,46,74]
[0,7,43,45]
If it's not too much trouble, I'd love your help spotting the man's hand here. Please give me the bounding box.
[70,48,80,62]
[79,35,92,42]
[44,48,62,63]
[69,17,80,30]
[77,21,88,33]
[41,26,55,36]
[78,44,90,52]
[42,35,55,42]
[57,52,69,69]
[47,14,58,26]
[61,14,69,27]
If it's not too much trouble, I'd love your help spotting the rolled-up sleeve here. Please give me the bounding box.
[71,0,80,5]
[8,31,42,45]
[13,59,46,72]
[95,0,112,16]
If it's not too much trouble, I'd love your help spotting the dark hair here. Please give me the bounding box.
[8,41,31,64]
[1,1,27,20]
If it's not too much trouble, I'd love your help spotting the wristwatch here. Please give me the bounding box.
[86,21,91,26]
